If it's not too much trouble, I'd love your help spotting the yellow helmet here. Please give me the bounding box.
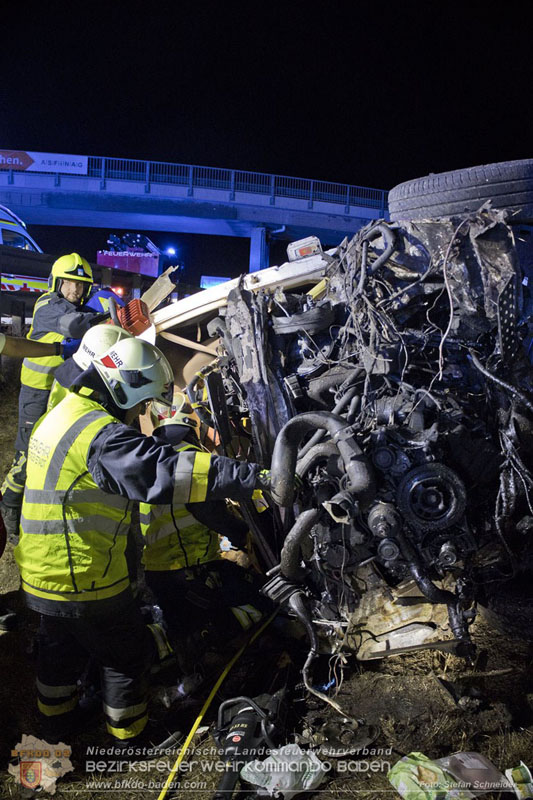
[49,253,93,294]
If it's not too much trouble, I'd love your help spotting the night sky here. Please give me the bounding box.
[2,2,531,277]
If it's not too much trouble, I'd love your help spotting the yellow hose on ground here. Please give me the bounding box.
[157,610,277,800]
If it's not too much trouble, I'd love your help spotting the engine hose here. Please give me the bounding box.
[366,223,397,274]
[407,559,455,605]
[338,367,364,393]
[298,385,361,459]
[280,508,321,581]
[408,559,469,641]
[307,370,352,405]
[357,223,397,296]
[271,411,375,507]
[296,441,340,477]
[396,530,470,643]
[397,529,455,605]
[468,351,533,415]
[347,394,361,423]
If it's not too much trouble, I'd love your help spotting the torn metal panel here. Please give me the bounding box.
[152,252,329,333]
[226,281,293,463]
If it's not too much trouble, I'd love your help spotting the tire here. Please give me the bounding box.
[388,159,533,223]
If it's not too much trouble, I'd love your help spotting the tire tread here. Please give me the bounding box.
[389,159,533,221]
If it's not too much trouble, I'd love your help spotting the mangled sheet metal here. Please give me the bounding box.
[225,280,293,463]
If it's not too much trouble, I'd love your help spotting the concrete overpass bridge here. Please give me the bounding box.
[0,152,387,270]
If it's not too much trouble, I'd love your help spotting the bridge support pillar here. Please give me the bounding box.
[131,274,142,299]
[100,267,112,288]
[249,226,269,272]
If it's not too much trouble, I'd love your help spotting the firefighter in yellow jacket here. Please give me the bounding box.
[1,253,99,538]
[14,338,264,748]
[141,394,269,658]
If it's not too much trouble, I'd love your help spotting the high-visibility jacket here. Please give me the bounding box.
[20,293,64,390]
[20,292,101,391]
[15,393,132,606]
[15,392,258,614]
[140,443,220,571]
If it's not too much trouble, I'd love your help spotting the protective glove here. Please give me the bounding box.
[61,338,81,359]
[255,469,303,494]
[255,469,271,492]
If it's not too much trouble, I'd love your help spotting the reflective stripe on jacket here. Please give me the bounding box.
[20,294,64,390]
[15,392,131,605]
[140,443,220,571]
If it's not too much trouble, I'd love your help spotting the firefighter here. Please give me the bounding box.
[14,337,265,747]
[1,253,101,539]
[141,394,270,667]
[0,331,83,632]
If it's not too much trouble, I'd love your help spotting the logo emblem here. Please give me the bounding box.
[20,761,42,789]
[101,350,123,368]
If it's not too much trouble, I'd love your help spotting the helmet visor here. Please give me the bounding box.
[158,378,174,406]
[118,369,173,405]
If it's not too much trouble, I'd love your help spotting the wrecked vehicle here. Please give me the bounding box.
[150,159,533,688]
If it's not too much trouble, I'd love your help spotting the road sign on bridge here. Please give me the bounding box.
[0,150,88,174]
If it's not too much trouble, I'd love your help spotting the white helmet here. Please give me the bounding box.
[93,338,174,409]
[150,391,200,434]
[73,324,133,371]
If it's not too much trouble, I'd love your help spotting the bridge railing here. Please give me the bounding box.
[85,156,385,210]
[1,154,385,212]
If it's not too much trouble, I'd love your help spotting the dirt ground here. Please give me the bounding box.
[1,357,533,800]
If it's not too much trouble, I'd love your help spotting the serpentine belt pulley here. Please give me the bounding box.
[396,463,466,531]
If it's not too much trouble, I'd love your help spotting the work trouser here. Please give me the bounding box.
[2,386,49,508]
[36,598,154,743]
[145,559,270,644]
